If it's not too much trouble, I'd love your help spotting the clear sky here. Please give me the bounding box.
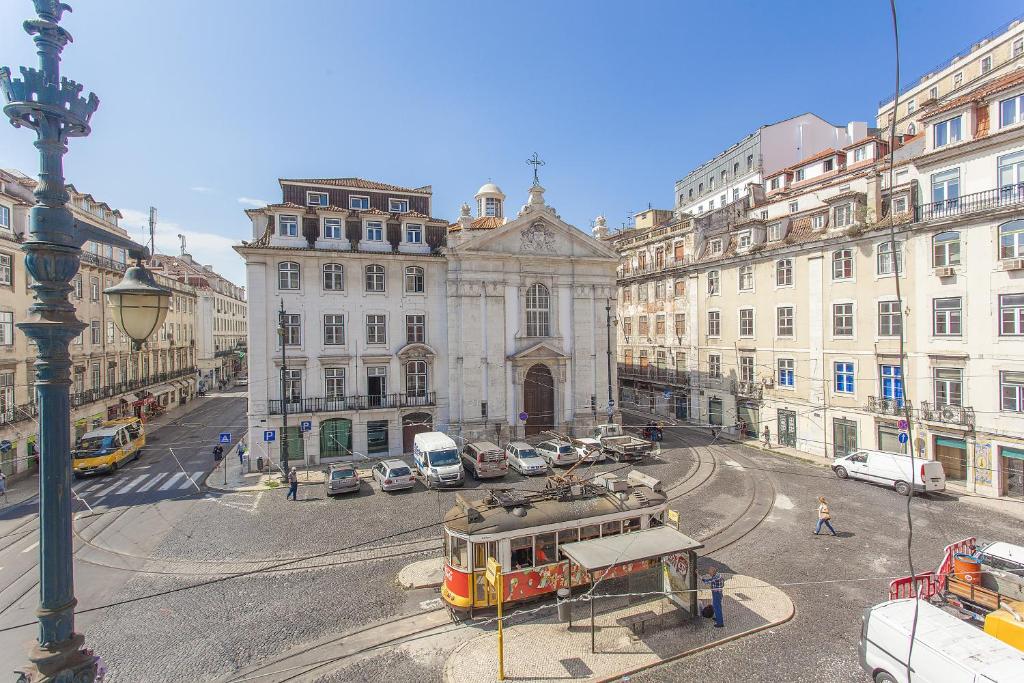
[1,0,1020,286]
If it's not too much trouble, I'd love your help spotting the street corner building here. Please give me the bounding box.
[236,177,619,463]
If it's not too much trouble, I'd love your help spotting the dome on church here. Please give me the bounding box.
[476,182,505,198]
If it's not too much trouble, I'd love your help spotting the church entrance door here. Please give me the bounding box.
[524,364,555,437]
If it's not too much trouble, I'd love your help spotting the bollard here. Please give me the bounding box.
[556,588,572,622]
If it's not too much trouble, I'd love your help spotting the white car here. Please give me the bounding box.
[832,448,945,496]
[574,438,605,463]
[504,441,549,476]
[536,439,579,467]
[371,459,417,492]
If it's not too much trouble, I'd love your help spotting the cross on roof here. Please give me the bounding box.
[526,152,545,187]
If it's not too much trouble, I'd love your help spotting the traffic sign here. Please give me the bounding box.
[0,439,10,454]
[263,429,276,443]
[485,557,501,586]
[663,389,672,399]
[218,432,231,444]
[897,419,909,431]
[518,412,528,422]
[898,432,909,445]
[300,420,312,433]
[607,399,615,409]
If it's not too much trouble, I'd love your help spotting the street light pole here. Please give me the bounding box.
[606,301,614,421]
[278,299,290,477]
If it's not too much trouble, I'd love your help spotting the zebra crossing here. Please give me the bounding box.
[72,470,206,502]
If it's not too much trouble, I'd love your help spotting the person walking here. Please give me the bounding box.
[0,470,8,505]
[701,565,725,628]
[815,495,837,536]
[286,467,299,500]
[762,425,771,448]
[238,443,247,467]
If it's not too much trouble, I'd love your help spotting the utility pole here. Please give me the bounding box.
[278,300,290,477]
[148,206,157,257]
[606,301,615,421]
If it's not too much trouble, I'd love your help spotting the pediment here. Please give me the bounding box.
[452,212,618,261]
[509,340,569,361]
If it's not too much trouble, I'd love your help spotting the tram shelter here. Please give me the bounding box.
[560,526,704,652]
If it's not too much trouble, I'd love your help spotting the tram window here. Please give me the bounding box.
[535,533,556,565]
[623,517,641,534]
[450,536,469,570]
[473,542,497,571]
[510,536,534,570]
[580,525,600,541]
[602,521,621,537]
[557,528,579,548]
[648,513,664,527]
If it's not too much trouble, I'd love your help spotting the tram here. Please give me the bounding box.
[441,471,668,610]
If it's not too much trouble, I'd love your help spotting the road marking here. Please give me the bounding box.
[84,483,104,493]
[180,471,204,489]
[94,480,123,497]
[724,459,746,470]
[159,473,184,490]
[22,541,39,554]
[117,474,148,494]
[137,473,167,492]
[774,494,794,510]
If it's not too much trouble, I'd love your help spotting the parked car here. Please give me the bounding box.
[461,441,508,480]
[505,441,548,475]
[413,431,464,489]
[235,378,248,387]
[536,439,579,467]
[573,437,605,463]
[832,449,946,496]
[325,464,361,496]
[371,459,416,492]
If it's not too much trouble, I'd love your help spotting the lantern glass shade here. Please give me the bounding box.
[104,265,172,344]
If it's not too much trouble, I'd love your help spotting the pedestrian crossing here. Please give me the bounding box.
[72,470,205,500]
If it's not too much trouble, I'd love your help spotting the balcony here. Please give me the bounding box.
[68,367,198,409]
[919,401,975,430]
[867,396,911,416]
[79,251,128,274]
[267,392,436,415]
[734,381,763,401]
[0,403,38,427]
[915,184,1024,223]
[617,363,689,386]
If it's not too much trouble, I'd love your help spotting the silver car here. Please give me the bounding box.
[505,441,549,475]
[325,465,361,496]
[371,459,416,492]
[536,439,579,467]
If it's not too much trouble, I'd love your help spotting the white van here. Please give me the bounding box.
[832,449,945,496]
[860,599,1024,683]
[412,432,463,489]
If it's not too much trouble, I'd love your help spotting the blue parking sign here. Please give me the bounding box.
[219,432,231,444]
[300,420,312,432]
[263,430,276,443]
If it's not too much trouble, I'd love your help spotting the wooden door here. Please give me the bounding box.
[524,364,554,437]
[402,412,432,454]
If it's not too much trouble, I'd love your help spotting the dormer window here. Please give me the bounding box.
[708,239,723,256]
[823,159,834,172]
[834,204,854,228]
[794,169,805,182]
[812,214,827,230]
[349,195,370,210]
[934,115,962,147]
[768,222,783,241]
[770,177,780,190]
[365,221,384,241]
[278,214,298,237]
[307,191,328,206]
[788,201,799,213]
[738,231,751,249]
[854,146,867,162]
[389,199,409,213]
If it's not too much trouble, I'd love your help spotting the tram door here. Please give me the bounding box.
[472,541,498,607]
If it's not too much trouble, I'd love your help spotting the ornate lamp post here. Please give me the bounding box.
[1,2,165,680]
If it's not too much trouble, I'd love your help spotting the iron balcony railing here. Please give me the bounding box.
[919,401,975,429]
[734,381,763,400]
[79,251,128,273]
[617,363,689,386]
[915,184,1024,223]
[867,396,911,416]
[267,392,436,415]
[68,367,198,408]
[0,403,38,426]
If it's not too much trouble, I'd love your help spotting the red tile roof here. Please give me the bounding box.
[925,67,1024,117]
[279,178,432,194]
[262,202,304,211]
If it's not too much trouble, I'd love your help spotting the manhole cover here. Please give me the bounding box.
[559,657,593,678]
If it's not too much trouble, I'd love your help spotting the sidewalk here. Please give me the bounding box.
[205,448,380,493]
[444,574,793,683]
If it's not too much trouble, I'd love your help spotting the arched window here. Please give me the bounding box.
[999,220,1024,259]
[832,249,853,280]
[932,231,961,266]
[323,263,344,290]
[526,283,550,337]
[365,264,385,292]
[906,123,916,135]
[404,266,424,293]
[406,360,427,398]
[278,262,299,290]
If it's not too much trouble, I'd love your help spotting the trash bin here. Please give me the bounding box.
[256,456,264,471]
[556,588,571,622]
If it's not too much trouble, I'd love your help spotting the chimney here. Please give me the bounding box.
[866,173,883,225]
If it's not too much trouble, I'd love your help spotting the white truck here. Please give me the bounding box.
[591,423,652,462]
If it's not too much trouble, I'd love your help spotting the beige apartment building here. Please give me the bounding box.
[0,170,198,479]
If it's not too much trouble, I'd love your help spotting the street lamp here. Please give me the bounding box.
[0,2,160,680]
[105,259,172,350]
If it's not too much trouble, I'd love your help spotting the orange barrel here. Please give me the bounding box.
[953,553,982,584]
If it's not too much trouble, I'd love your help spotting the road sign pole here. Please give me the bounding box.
[497,567,504,681]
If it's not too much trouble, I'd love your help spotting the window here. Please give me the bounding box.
[707,270,720,295]
[365,221,384,241]
[738,264,753,291]
[74,275,82,299]
[878,301,902,336]
[770,177,780,190]
[720,193,727,206]
[349,195,369,210]
[655,314,666,336]
[708,354,721,379]
[0,311,12,346]
[674,279,685,297]
[526,283,550,337]
[404,266,424,293]
[880,365,904,403]
[1001,371,1024,411]
[389,199,409,213]
[778,359,795,388]
[324,314,345,345]
[622,318,632,337]
[638,283,648,303]
[405,360,427,397]
[834,203,853,228]
[877,241,902,275]
[306,191,328,206]
[655,280,665,300]
[907,98,916,114]
[0,253,10,286]
[854,146,867,163]
[823,158,834,172]
[406,314,425,343]
[933,297,962,336]
[708,239,722,255]
[90,276,99,301]
[674,313,685,335]
[747,154,754,171]
[738,231,751,249]
[1000,93,1024,128]
[776,259,792,286]
[365,264,385,292]
[673,242,684,262]
[997,223,1024,264]
[933,368,963,407]
[366,314,387,344]
[893,196,908,215]
[933,115,962,147]
[999,294,1024,335]
[833,303,854,337]
[283,369,302,402]
[931,168,960,208]
[981,55,992,74]
[835,362,855,394]
[325,368,346,399]
[738,308,754,336]
[323,263,344,290]
[107,320,114,344]
[1015,38,1024,57]
[90,320,100,345]
[0,205,9,229]
[638,251,648,269]
[721,170,727,183]
[323,218,343,239]
[282,314,301,346]
[794,169,805,182]
[622,287,632,304]
[999,151,1024,190]
[708,199,715,210]
[638,315,649,337]
[675,351,686,368]
[739,355,755,383]
[953,71,963,87]
[929,86,938,100]
[278,214,298,237]
[405,223,423,244]
[788,201,799,213]
[777,306,794,336]
[733,188,740,200]
[768,222,783,241]
[707,310,721,337]
[484,197,502,217]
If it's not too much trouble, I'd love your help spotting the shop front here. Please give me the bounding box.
[1001,446,1024,500]
[933,435,968,485]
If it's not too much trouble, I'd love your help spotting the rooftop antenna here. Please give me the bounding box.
[148,206,157,257]
[177,233,186,256]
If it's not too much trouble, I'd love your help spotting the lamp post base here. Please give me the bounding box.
[16,634,99,683]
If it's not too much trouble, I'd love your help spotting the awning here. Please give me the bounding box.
[935,436,966,450]
[560,526,704,571]
[1002,447,1024,461]
[147,383,174,395]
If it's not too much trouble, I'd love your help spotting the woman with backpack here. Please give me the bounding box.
[815,495,837,536]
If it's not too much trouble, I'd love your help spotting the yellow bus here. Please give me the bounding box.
[73,417,146,477]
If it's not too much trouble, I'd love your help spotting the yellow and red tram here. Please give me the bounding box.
[441,472,668,610]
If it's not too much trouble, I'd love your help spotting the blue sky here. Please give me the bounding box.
[1,0,1020,286]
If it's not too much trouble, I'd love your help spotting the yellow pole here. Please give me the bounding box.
[497,569,505,681]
